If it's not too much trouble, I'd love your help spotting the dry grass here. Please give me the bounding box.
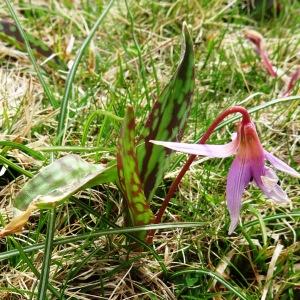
[0,0,299,299]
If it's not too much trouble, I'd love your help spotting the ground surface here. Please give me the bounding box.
[0,0,299,299]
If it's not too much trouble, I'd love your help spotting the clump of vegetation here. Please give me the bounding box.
[0,1,299,299]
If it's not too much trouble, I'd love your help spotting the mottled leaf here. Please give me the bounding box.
[137,22,195,201]
[0,155,114,237]
[0,20,65,68]
[117,106,154,238]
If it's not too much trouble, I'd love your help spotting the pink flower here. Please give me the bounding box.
[151,121,300,234]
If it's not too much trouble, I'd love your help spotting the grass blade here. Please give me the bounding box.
[0,141,45,160]
[81,110,123,146]
[0,154,33,178]
[37,209,56,300]
[0,20,66,69]
[4,0,58,107]
[125,0,151,106]
[10,237,62,299]
[56,0,115,145]
[0,222,205,261]
[194,95,300,142]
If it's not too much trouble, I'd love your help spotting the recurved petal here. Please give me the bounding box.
[261,183,289,203]
[226,158,252,234]
[258,167,289,203]
[264,150,300,178]
[150,137,239,158]
[261,167,278,192]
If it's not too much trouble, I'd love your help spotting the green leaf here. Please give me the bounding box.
[0,155,114,237]
[137,22,195,201]
[117,106,154,238]
[0,20,66,68]
[14,155,110,210]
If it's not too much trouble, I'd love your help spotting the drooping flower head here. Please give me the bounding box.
[151,116,300,234]
[244,29,277,78]
[245,30,300,96]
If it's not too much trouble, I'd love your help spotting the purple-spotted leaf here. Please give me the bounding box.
[137,22,195,201]
[0,20,66,68]
[0,155,115,237]
[117,106,154,239]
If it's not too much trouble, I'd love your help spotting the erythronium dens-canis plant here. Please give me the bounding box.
[151,106,300,234]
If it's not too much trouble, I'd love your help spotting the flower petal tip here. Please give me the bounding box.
[264,150,300,178]
[228,222,238,235]
[271,195,291,204]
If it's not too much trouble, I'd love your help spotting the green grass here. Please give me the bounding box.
[0,0,300,299]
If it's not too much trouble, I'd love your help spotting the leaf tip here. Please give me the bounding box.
[182,21,191,40]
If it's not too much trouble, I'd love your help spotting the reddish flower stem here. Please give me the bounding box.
[261,51,277,78]
[244,30,277,78]
[282,67,300,96]
[146,106,251,244]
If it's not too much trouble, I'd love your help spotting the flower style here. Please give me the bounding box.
[151,120,300,234]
